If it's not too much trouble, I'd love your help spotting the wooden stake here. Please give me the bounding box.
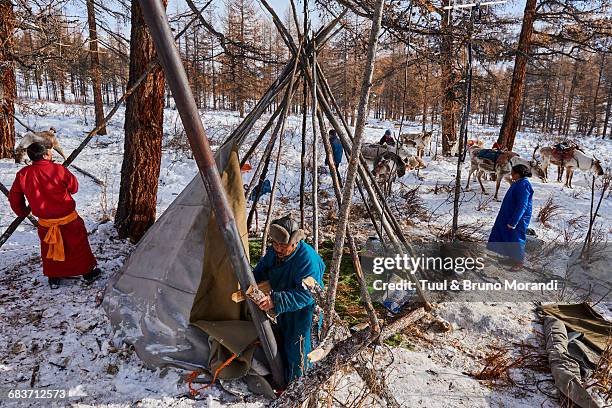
[261,39,304,253]
[300,81,307,229]
[0,181,38,227]
[311,38,319,252]
[323,0,386,335]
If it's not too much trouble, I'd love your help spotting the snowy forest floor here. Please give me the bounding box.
[0,100,611,407]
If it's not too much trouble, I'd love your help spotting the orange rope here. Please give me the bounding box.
[186,340,260,396]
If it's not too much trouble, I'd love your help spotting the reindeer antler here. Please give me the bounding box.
[532,145,540,161]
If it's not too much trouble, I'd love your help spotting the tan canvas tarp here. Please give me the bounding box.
[188,148,260,380]
[541,303,612,354]
[103,142,237,369]
[190,149,248,322]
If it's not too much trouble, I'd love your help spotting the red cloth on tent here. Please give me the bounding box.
[9,160,96,278]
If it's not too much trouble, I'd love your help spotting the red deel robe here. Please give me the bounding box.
[9,160,97,278]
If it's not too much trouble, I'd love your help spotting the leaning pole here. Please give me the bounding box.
[137,0,285,387]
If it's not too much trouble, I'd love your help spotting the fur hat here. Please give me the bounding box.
[269,215,305,245]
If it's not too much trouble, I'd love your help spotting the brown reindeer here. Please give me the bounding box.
[14,127,67,164]
[540,145,603,188]
[466,146,545,200]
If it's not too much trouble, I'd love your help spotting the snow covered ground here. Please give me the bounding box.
[0,100,610,407]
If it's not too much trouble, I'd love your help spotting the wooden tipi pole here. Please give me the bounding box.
[323,0,386,334]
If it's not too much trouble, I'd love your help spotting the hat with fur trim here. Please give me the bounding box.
[269,215,306,245]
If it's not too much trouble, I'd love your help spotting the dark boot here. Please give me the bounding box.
[48,278,61,289]
[82,268,102,285]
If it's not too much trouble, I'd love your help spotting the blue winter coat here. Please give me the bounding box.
[253,241,325,382]
[487,177,534,262]
[325,136,343,168]
[249,179,272,202]
[331,136,343,167]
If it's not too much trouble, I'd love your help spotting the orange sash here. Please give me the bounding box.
[38,211,78,261]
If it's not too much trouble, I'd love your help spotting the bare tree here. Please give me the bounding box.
[0,0,16,159]
[496,0,536,150]
[86,0,107,135]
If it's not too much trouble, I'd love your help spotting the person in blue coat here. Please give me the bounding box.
[487,164,534,268]
[253,215,325,382]
[325,129,344,184]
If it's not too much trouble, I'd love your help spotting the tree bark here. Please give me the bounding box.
[440,1,457,156]
[496,0,537,150]
[0,0,16,159]
[587,54,605,136]
[86,0,107,135]
[115,0,167,242]
[602,79,612,139]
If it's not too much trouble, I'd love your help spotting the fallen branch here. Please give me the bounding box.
[70,164,105,186]
[272,305,426,407]
[302,277,409,408]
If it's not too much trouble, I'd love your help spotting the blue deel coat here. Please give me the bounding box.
[253,241,325,382]
[325,136,343,168]
[487,177,534,262]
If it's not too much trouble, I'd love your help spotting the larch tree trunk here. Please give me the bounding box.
[602,79,612,139]
[440,1,457,156]
[115,0,167,242]
[587,53,605,136]
[496,0,537,150]
[86,0,106,135]
[563,60,579,137]
[0,0,16,159]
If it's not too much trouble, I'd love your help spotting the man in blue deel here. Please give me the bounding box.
[253,214,325,382]
[325,129,343,183]
[487,164,534,269]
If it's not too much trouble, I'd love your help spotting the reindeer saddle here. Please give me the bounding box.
[477,149,503,164]
[552,141,579,162]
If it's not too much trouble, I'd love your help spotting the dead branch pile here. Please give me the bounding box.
[437,220,488,242]
[469,342,549,386]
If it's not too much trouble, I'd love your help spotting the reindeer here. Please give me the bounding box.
[540,146,603,188]
[361,142,411,161]
[466,146,545,200]
[372,152,405,197]
[14,127,67,164]
[400,131,433,158]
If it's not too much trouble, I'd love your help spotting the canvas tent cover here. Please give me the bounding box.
[103,142,260,372]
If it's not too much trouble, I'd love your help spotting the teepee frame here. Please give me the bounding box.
[1,0,436,400]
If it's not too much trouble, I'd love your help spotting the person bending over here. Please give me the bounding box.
[253,215,325,382]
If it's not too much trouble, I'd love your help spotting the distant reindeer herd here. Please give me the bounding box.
[361,127,605,197]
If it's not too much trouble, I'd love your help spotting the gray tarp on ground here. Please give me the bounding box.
[544,316,602,408]
[102,143,235,370]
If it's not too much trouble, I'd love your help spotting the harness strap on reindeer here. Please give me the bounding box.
[477,149,503,171]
